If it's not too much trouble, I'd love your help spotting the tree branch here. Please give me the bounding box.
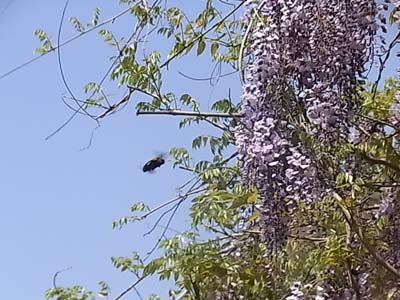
[96,89,133,120]
[136,109,243,118]
[359,151,400,174]
[357,113,397,129]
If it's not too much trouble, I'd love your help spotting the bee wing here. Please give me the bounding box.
[154,151,168,159]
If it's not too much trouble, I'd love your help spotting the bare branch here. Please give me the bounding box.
[114,275,147,300]
[140,187,206,220]
[144,199,182,260]
[45,111,80,140]
[77,123,100,151]
[178,70,237,81]
[143,202,181,237]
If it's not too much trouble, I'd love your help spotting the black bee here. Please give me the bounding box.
[142,156,165,172]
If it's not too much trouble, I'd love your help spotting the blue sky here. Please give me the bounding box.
[0,1,242,299]
[0,1,398,300]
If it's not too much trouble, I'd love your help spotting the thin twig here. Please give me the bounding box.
[77,123,100,151]
[202,118,228,131]
[126,85,159,98]
[177,175,199,190]
[179,166,197,172]
[114,275,147,300]
[178,70,237,81]
[140,187,205,220]
[144,199,183,260]
[45,111,79,140]
[220,151,238,165]
[143,179,203,261]
[52,267,72,288]
[57,0,97,120]
[0,5,133,81]
[133,285,145,300]
[238,11,253,85]
[143,202,180,236]
[370,31,400,101]
[179,152,238,173]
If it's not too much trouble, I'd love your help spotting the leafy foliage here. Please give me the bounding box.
[39,0,400,300]
[34,29,53,54]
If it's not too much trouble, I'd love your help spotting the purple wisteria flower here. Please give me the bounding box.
[285,282,304,300]
[391,93,400,126]
[235,0,376,250]
[393,0,400,27]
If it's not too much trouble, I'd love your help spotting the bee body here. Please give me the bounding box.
[142,156,165,172]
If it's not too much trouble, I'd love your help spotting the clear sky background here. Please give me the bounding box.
[0,1,398,300]
[0,1,242,299]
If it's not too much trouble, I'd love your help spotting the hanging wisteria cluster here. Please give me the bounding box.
[235,0,377,250]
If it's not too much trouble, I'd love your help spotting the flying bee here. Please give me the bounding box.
[142,154,166,172]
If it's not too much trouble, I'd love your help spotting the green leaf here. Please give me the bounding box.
[197,39,206,56]
[210,42,219,57]
[130,202,150,212]
[248,211,260,222]
[91,8,101,26]
[230,196,246,209]
[69,17,86,32]
[144,258,165,275]
[247,192,258,204]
